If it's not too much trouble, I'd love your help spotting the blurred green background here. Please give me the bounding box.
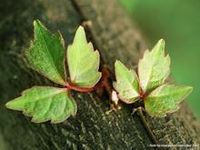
[118,0,200,118]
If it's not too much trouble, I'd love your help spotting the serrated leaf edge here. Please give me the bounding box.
[144,84,193,117]
[6,86,77,124]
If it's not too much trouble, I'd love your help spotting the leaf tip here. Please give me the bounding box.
[5,99,21,110]
[115,60,125,69]
[5,101,12,109]
[77,25,84,32]
[115,60,121,66]
[180,85,193,98]
[158,38,165,45]
[152,38,166,54]
[73,25,87,44]
[76,25,85,37]
[33,19,42,28]
[33,19,48,35]
[185,86,193,94]
[156,39,165,49]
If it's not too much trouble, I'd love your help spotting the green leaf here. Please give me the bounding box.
[144,84,193,117]
[25,20,66,85]
[6,86,77,123]
[113,60,139,104]
[138,39,170,92]
[67,26,101,88]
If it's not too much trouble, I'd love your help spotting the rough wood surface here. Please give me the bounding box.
[0,0,199,149]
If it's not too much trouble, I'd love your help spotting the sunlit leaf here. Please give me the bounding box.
[113,60,139,104]
[26,20,66,85]
[6,86,77,123]
[67,26,101,88]
[138,39,170,92]
[144,84,193,117]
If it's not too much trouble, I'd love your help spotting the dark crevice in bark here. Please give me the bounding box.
[70,0,105,65]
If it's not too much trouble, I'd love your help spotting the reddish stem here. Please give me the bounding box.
[139,87,149,100]
[99,66,113,96]
[65,66,112,94]
[65,81,94,93]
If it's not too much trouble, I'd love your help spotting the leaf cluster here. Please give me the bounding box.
[6,20,193,123]
[6,20,101,123]
[114,39,193,117]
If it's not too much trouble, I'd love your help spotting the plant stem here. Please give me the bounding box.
[65,66,112,93]
[136,107,158,145]
[65,82,94,92]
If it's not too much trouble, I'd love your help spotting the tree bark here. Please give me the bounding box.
[0,0,199,149]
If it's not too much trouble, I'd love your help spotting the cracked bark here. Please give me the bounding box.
[0,0,200,149]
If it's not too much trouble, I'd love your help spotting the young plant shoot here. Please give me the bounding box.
[5,19,192,125]
[6,20,101,123]
[113,39,193,117]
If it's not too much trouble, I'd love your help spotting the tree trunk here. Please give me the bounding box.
[0,0,199,149]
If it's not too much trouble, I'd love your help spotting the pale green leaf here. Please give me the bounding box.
[138,39,170,92]
[26,20,66,85]
[6,86,77,123]
[144,84,193,117]
[67,26,101,88]
[113,60,139,104]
